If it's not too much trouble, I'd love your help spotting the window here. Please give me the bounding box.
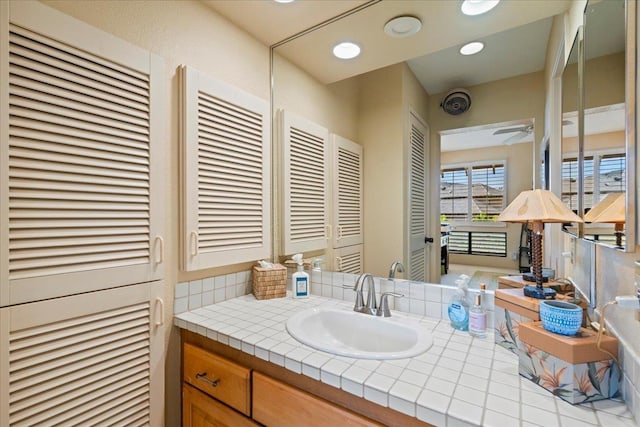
[562,151,625,213]
[440,162,505,223]
[590,152,625,210]
[561,157,580,213]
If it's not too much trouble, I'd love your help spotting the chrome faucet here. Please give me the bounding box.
[388,261,405,279]
[353,273,377,315]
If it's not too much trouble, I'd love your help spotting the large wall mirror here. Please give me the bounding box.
[582,0,634,250]
[561,0,636,252]
[272,0,629,275]
[561,27,583,237]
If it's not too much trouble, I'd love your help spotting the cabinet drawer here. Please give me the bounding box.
[252,372,383,427]
[183,384,259,427]
[183,343,251,416]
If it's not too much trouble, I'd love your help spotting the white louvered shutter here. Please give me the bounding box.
[408,112,429,282]
[331,134,363,249]
[281,111,329,255]
[334,244,363,275]
[0,280,165,427]
[1,1,165,306]
[180,66,270,271]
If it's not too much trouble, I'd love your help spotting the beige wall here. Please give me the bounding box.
[441,142,533,271]
[42,1,271,424]
[357,64,405,277]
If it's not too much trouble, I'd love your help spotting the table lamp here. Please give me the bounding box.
[497,189,583,299]
[584,192,625,247]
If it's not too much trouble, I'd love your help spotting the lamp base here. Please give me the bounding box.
[522,272,549,283]
[523,285,556,299]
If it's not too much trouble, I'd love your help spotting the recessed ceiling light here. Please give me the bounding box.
[274,0,295,3]
[332,42,361,59]
[460,41,485,55]
[461,0,500,16]
[384,16,422,38]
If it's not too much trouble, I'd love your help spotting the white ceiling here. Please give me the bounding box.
[204,0,574,150]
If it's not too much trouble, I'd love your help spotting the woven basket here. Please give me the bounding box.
[252,264,287,300]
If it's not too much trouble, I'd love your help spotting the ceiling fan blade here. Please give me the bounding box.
[493,126,528,135]
[502,131,528,145]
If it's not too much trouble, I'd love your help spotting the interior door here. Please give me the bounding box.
[407,112,430,282]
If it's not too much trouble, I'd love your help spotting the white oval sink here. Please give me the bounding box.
[286,307,433,359]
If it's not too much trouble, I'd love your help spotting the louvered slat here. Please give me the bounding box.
[289,127,326,241]
[7,24,153,281]
[7,301,152,426]
[337,148,361,238]
[410,125,426,236]
[408,113,428,282]
[410,249,426,282]
[197,92,264,251]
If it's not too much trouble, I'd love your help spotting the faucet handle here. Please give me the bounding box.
[343,284,365,311]
[376,292,404,317]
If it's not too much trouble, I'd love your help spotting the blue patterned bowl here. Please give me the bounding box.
[539,300,582,336]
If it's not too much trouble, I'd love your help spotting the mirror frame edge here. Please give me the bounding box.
[624,0,636,252]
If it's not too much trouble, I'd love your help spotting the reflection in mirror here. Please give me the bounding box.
[582,0,627,248]
[561,28,582,237]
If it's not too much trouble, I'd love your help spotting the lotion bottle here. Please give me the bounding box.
[469,283,487,337]
[291,253,309,298]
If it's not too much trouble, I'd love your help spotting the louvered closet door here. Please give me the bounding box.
[0,1,165,306]
[281,110,329,255]
[407,112,430,282]
[334,244,363,275]
[0,280,165,427]
[180,66,270,271]
[331,134,363,249]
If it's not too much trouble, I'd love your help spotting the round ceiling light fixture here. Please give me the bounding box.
[461,0,500,16]
[459,41,485,55]
[384,15,422,38]
[274,0,295,3]
[332,42,361,59]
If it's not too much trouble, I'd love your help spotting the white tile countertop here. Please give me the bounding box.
[174,294,638,427]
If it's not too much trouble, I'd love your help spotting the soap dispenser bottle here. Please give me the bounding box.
[448,275,469,331]
[291,253,309,298]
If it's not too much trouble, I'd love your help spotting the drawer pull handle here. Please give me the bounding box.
[196,372,220,387]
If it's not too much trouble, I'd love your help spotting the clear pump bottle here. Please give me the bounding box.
[469,284,487,338]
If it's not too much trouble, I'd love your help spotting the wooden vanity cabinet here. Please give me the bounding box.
[253,372,383,427]
[181,333,431,427]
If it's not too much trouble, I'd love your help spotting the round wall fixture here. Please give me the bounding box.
[440,89,472,115]
[384,16,422,38]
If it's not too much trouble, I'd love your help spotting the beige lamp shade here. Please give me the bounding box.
[584,192,625,224]
[497,189,584,224]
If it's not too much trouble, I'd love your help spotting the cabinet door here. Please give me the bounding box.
[331,134,363,249]
[183,384,258,427]
[0,281,165,426]
[333,244,364,275]
[179,66,270,271]
[407,112,430,282]
[0,1,165,306]
[280,110,329,255]
[253,372,383,427]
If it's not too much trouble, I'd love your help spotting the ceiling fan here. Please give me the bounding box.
[493,124,534,145]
